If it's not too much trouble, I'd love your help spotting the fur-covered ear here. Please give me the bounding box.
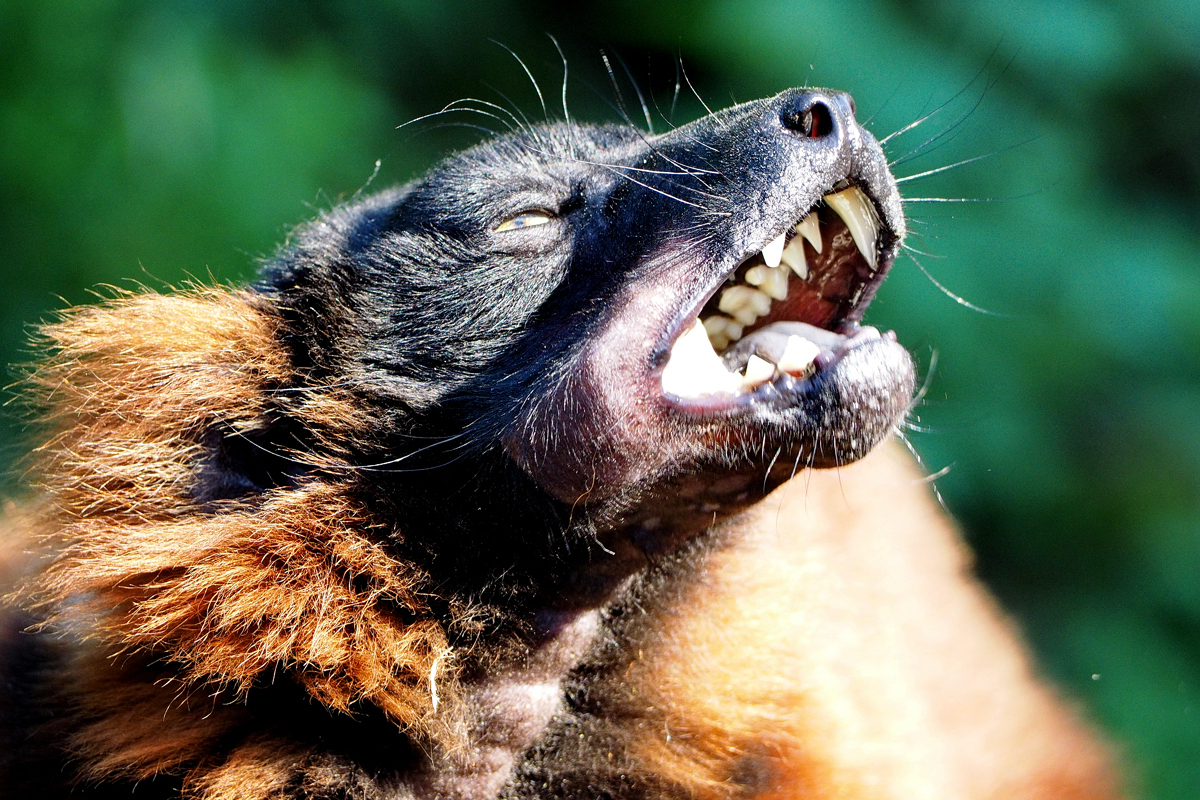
[16,288,467,776]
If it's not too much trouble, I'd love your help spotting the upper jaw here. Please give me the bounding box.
[658,176,902,410]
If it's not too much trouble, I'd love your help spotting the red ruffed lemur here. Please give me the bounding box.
[0,89,1123,799]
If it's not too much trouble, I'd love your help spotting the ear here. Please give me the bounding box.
[19,288,466,760]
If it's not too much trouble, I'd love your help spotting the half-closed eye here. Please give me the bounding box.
[494,210,554,232]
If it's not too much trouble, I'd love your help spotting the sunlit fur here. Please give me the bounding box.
[511,446,1120,799]
[7,290,474,790]
[0,89,1124,799]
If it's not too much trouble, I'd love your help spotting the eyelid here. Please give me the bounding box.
[494,210,555,232]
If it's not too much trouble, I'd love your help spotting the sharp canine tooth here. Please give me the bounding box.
[794,214,822,253]
[662,320,743,397]
[718,286,772,326]
[761,232,786,267]
[823,186,879,270]
[742,354,775,389]
[780,238,808,280]
[777,335,820,377]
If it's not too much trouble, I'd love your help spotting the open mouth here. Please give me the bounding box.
[660,184,894,405]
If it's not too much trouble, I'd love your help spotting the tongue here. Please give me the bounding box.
[722,322,844,371]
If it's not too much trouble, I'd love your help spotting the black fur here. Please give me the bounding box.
[259,90,910,613]
[3,89,916,799]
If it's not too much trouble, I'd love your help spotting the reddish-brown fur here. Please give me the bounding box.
[1,287,1123,798]
[606,444,1122,798]
[7,289,469,789]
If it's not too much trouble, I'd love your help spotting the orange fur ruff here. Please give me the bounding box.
[614,444,1123,799]
[9,289,464,784]
[1,288,1124,798]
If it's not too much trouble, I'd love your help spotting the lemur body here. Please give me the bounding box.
[0,89,1121,799]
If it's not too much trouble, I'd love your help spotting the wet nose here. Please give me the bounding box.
[777,90,856,142]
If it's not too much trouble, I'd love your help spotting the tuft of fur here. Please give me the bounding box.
[510,445,1123,800]
[12,288,469,785]
[1,90,1124,799]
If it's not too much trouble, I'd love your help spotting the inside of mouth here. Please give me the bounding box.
[662,187,883,401]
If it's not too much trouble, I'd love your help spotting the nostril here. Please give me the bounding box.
[782,100,835,138]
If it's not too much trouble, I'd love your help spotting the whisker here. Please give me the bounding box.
[897,242,944,259]
[350,159,383,201]
[514,142,722,210]
[396,104,500,132]
[611,50,654,133]
[890,49,1016,164]
[409,121,499,138]
[491,39,547,122]
[901,248,1004,316]
[763,447,782,494]
[878,44,1004,146]
[671,55,682,122]
[679,59,714,117]
[910,348,939,407]
[221,424,472,473]
[484,84,533,129]
[861,73,909,129]
[473,92,535,135]
[442,98,522,133]
[600,50,636,129]
[548,35,571,129]
[896,152,996,183]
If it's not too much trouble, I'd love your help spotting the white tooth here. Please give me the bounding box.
[704,328,731,351]
[761,232,786,268]
[730,309,759,326]
[741,354,775,389]
[702,315,727,339]
[662,319,743,397]
[794,214,823,253]
[718,286,772,327]
[760,265,789,301]
[777,335,820,378]
[747,264,787,299]
[823,186,879,270]
[780,239,808,280]
[749,288,772,316]
[702,315,743,350]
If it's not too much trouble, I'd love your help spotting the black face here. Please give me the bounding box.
[265,88,914,552]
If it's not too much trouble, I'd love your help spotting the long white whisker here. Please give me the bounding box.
[600,50,636,129]
[878,45,1004,145]
[901,249,1004,316]
[611,50,654,133]
[491,39,547,122]
[679,59,714,117]
[896,152,996,183]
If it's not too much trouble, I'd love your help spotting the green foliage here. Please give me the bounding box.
[1,1,1197,796]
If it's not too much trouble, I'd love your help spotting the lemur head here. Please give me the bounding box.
[261,88,913,552]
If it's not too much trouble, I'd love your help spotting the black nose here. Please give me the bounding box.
[778,90,855,140]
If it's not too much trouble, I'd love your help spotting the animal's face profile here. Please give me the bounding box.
[266,88,913,543]
[0,87,1121,800]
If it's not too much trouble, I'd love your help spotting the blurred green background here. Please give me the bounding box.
[1,1,1197,796]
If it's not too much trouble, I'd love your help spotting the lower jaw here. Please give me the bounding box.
[661,318,890,413]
